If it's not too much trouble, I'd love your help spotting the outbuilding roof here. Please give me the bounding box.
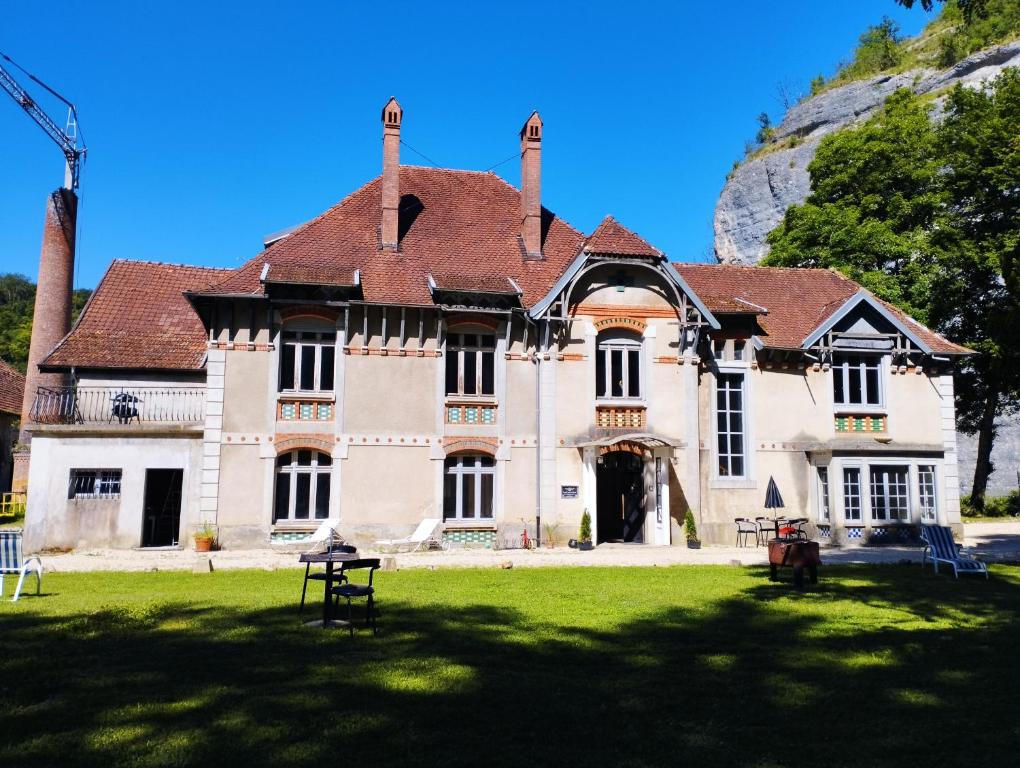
[42,261,230,371]
[0,359,24,416]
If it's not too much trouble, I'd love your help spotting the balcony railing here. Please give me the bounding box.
[32,386,205,426]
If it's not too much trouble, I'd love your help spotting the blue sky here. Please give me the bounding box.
[1,1,931,289]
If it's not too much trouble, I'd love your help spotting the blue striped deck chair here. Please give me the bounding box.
[920,525,988,579]
[0,529,43,601]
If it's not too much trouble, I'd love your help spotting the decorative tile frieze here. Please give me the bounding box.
[835,414,886,433]
[595,405,647,430]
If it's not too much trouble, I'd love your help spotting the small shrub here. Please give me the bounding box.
[579,510,592,543]
[810,74,827,96]
[684,509,699,542]
[961,491,1020,517]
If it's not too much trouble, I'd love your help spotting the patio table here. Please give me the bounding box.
[298,552,360,628]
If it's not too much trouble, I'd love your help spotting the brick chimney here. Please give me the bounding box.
[520,111,543,259]
[12,188,76,490]
[380,97,402,251]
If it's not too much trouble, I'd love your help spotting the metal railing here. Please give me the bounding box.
[32,386,205,426]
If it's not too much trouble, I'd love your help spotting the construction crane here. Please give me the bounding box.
[0,49,85,190]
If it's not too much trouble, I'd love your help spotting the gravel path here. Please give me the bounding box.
[34,521,1020,573]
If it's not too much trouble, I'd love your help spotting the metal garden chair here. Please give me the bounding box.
[734,518,758,547]
[331,558,381,637]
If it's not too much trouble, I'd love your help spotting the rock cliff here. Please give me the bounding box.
[712,38,1020,498]
[714,39,1020,265]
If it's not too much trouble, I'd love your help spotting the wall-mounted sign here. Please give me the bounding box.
[561,485,578,499]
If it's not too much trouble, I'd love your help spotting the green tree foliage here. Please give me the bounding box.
[840,18,903,81]
[0,273,91,373]
[764,71,1020,505]
[895,0,988,20]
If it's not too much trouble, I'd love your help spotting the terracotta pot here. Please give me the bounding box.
[194,537,213,552]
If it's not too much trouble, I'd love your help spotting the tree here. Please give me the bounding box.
[764,71,1020,507]
[895,0,987,20]
[0,273,91,373]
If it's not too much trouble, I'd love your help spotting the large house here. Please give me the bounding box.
[22,100,969,551]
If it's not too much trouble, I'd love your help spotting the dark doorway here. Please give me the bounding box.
[142,469,183,548]
[596,451,646,543]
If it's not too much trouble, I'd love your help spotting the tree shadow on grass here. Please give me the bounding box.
[1,565,1019,768]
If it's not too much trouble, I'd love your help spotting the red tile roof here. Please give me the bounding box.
[674,263,969,354]
[42,261,230,371]
[585,216,662,257]
[199,166,587,308]
[0,359,24,415]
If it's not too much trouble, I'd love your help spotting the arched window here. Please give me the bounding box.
[279,322,336,393]
[274,450,332,522]
[443,455,495,521]
[596,330,642,399]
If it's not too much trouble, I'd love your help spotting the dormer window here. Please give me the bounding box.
[833,353,882,408]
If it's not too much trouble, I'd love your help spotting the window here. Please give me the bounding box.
[817,467,830,522]
[596,331,642,399]
[918,465,938,523]
[68,469,122,499]
[869,465,910,522]
[446,333,495,397]
[716,373,745,477]
[280,330,336,393]
[274,450,332,522]
[843,467,862,521]
[711,338,749,362]
[443,455,495,521]
[833,353,882,407]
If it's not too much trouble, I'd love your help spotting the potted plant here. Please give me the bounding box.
[578,510,594,551]
[684,509,701,549]
[194,522,216,552]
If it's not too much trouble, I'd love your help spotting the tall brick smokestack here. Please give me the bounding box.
[380,97,402,251]
[18,189,76,446]
[520,111,543,259]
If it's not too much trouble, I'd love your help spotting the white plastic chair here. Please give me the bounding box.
[0,529,43,602]
[374,518,445,552]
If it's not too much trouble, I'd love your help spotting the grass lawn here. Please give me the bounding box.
[2,564,1019,768]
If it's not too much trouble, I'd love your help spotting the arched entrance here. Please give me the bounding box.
[596,450,645,543]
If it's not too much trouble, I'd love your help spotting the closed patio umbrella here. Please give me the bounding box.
[764,476,786,539]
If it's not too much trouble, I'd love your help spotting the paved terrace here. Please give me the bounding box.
[35,521,1020,573]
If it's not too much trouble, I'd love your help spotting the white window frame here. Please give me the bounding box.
[918,465,938,523]
[279,329,336,394]
[842,466,863,522]
[274,450,332,523]
[868,465,910,522]
[715,372,746,478]
[595,331,643,401]
[816,466,831,523]
[68,469,123,499]
[443,455,495,521]
[445,332,497,399]
[832,352,884,411]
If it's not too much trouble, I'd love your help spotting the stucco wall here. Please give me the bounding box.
[23,431,202,551]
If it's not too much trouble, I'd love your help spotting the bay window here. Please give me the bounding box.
[869,465,909,522]
[816,467,830,522]
[843,467,862,522]
[443,455,495,521]
[918,465,938,523]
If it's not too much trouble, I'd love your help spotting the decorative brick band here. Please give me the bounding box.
[442,437,498,456]
[654,355,679,364]
[593,316,647,334]
[274,433,334,455]
[577,303,677,319]
[595,405,647,430]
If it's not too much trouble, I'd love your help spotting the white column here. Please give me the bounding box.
[938,374,961,526]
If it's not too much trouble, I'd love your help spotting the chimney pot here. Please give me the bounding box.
[381,97,402,250]
[519,111,543,259]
